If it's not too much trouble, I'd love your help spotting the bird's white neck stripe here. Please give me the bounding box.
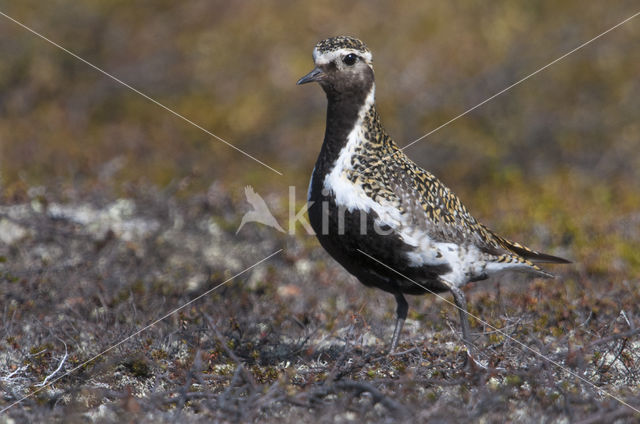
[358,86,375,122]
[336,85,375,164]
[322,86,379,212]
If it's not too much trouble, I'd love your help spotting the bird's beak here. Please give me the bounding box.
[297,67,324,85]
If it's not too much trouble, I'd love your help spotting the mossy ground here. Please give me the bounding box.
[0,183,639,422]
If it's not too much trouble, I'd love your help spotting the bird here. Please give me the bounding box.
[236,186,285,234]
[297,36,570,359]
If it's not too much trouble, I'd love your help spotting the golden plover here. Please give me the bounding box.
[298,35,569,357]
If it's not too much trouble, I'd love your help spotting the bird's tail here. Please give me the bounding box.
[489,254,557,279]
[491,231,571,264]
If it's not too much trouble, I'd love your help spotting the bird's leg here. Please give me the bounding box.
[449,286,471,347]
[389,293,408,353]
[449,286,482,369]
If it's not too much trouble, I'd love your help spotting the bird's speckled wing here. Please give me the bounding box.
[349,141,503,254]
[389,150,568,268]
[343,110,567,271]
[392,151,502,251]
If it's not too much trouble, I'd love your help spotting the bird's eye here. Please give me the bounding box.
[342,53,357,66]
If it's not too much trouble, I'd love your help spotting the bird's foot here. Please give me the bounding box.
[461,350,488,372]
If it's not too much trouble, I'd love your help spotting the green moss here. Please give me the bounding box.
[211,216,239,234]
[250,350,260,361]
[535,315,549,331]
[617,240,640,274]
[2,271,20,283]
[29,343,54,356]
[488,333,504,344]
[391,360,406,373]
[250,365,280,384]
[506,375,522,386]
[124,357,152,379]
[151,349,169,361]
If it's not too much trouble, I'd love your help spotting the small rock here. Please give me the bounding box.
[0,218,28,244]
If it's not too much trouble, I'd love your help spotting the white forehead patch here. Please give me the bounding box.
[313,47,372,66]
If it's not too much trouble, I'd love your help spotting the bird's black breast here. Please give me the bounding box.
[307,175,451,295]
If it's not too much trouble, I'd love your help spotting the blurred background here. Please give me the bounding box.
[1,0,639,276]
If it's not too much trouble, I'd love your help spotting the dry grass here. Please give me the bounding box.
[1,186,639,422]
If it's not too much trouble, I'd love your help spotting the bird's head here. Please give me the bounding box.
[297,36,374,98]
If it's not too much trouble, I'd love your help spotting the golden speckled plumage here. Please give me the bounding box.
[340,106,561,274]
